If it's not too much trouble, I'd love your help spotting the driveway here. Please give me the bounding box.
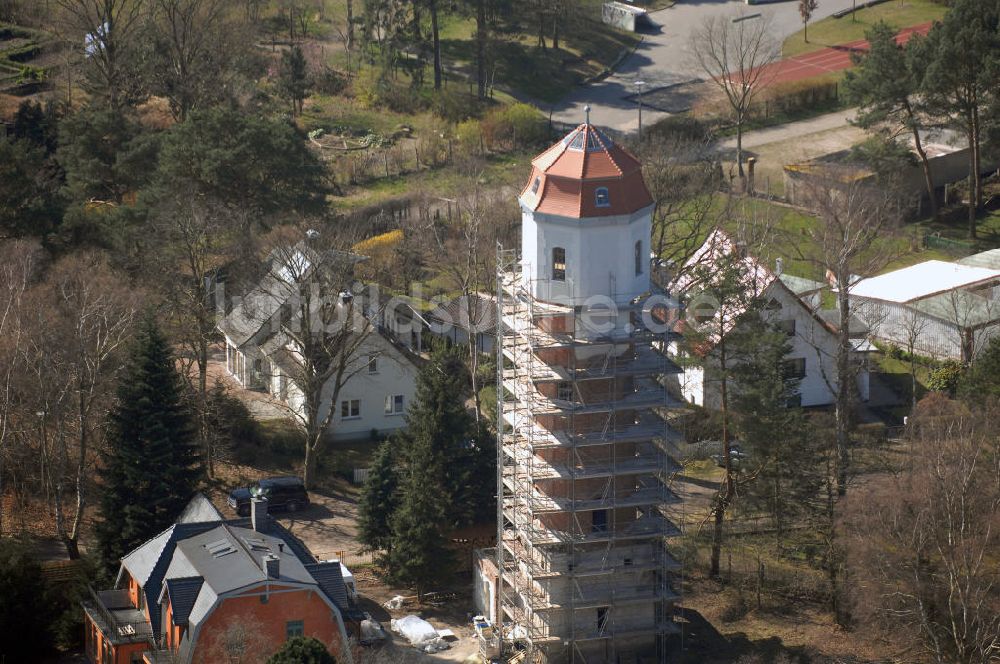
[551,0,860,131]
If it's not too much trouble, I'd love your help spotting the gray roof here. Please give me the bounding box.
[218,243,367,348]
[778,273,826,296]
[163,577,204,626]
[958,248,1000,270]
[118,521,222,641]
[305,562,348,608]
[817,309,870,338]
[911,290,1000,329]
[428,293,497,332]
[174,524,317,597]
[177,493,224,524]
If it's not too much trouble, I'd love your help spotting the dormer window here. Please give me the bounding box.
[595,187,610,208]
[552,247,566,282]
[531,177,541,194]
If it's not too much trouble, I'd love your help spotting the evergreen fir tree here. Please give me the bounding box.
[358,437,400,556]
[387,437,455,600]
[266,636,336,664]
[730,317,823,539]
[399,346,492,528]
[96,316,200,574]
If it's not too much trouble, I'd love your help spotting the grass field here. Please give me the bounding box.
[782,0,947,58]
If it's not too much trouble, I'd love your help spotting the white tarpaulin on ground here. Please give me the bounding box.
[391,615,439,645]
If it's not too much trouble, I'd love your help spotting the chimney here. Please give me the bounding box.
[251,495,269,532]
[775,257,784,275]
[263,554,280,579]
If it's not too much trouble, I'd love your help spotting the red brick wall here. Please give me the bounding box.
[191,584,343,663]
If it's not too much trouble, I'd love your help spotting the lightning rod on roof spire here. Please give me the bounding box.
[584,105,591,125]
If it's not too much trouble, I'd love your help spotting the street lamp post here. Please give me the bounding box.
[635,80,646,142]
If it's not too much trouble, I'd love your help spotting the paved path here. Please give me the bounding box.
[551,0,861,131]
[717,107,858,150]
[759,22,931,84]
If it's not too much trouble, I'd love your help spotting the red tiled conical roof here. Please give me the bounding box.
[519,124,653,219]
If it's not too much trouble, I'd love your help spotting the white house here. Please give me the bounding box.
[424,293,497,354]
[218,242,421,441]
[848,251,1000,361]
[669,229,870,409]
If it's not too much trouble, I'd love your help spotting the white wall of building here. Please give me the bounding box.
[520,206,653,306]
[673,283,867,408]
[273,334,418,441]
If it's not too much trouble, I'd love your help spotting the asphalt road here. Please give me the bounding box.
[550,0,862,131]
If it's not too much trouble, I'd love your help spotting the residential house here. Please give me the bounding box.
[424,293,497,354]
[218,241,421,441]
[669,229,870,408]
[82,494,359,664]
[848,251,1000,361]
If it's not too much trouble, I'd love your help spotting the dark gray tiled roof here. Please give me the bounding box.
[304,562,348,609]
[164,577,203,626]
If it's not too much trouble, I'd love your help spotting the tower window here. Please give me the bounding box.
[595,187,610,208]
[552,247,566,282]
[635,240,643,275]
[531,176,541,194]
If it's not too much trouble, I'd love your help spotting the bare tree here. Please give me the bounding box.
[689,11,780,179]
[21,252,139,558]
[848,398,1000,664]
[421,183,515,419]
[639,130,726,285]
[152,194,254,479]
[900,308,929,410]
[0,241,42,536]
[798,0,818,44]
[146,0,252,121]
[248,226,380,489]
[792,178,903,497]
[55,0,148,109]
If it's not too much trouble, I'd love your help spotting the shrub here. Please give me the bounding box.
[757,78,839,119]
[456,119,483,155]
[926,360,963,394]
[481,103,547,151]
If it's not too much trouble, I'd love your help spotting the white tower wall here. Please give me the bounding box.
[520,204,653,306]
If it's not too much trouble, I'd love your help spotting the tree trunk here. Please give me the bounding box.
[835,279,852,496]
[537,12,546,50]
[709,338,734,579]
[346,0,354,50]
[910,123,939,220]
[736,113,745,179]
[303,438,316,489]
[552,13,559,50]
[199,338,213,478]
[967,123,977,239]
[430,0,441,90]
[476,0,486,98]
[972,103,982,212]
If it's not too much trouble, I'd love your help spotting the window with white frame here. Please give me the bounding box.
[384,394,405,415]
[595,187,610,207]
[341,399,361,419]
[368,353,378,374]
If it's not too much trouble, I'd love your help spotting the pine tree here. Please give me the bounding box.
[387,443,455,600]
[278,45,311,116]
[730,317,822,540]
[96,316,200,574]
[358,438,400,555]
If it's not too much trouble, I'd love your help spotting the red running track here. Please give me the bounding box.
[759,22,933,84]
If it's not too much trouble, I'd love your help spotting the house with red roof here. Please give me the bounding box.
[82,494,358,664]
[669,229,872,408]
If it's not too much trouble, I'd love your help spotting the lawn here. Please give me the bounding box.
[782,0,948,58]
[664,195,961,282]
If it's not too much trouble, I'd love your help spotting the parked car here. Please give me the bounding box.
[228,476,310,516]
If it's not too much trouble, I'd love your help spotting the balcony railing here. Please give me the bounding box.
[82,587,154,645]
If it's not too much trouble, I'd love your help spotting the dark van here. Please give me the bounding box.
[227,476,310,516]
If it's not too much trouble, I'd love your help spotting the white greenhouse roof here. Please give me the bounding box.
[851,260,1000,303]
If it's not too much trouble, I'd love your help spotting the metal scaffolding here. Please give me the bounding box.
[493,245,685,664]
